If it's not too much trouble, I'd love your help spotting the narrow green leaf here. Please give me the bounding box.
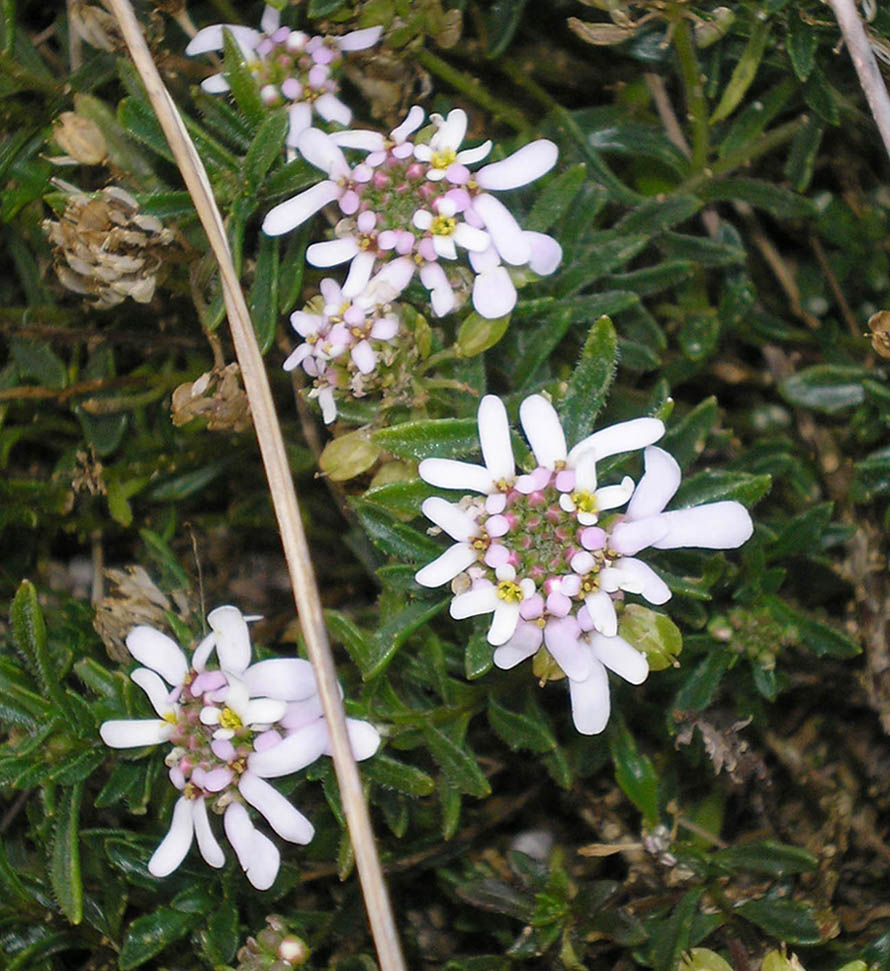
[484,0,528,58]
[779,364,868,413]
[424,723,491,798]
[651,889,704,971]
[660,398,718,469]
[784,115,824,192]
[365,598,449,678]
[718,77,796,159]
[243,107,288,192]
[609,717,658,827]
[352,500,442,563]
[372,418,479,461]
[11,580,68,713]
[698,178,816,220]
[249,232,280,353]
[737,897,822,945]
[559,315,617,442]
[673,470,772,508]
[713,840,817,878]
[117,97,175,162]
[764,596,861,659]
[710,18,771,123]
[222,28,265,125]
[364,754,435,797]
[787,12,817,81]
[527,163,586,233]
[325,610,374,671]
[604,260,696,297]
[119,907,198,970]
[488,697,557,754]
[50,781,83,924]
[465,629,493,680]
[768,502,833,559]
[614,195,701,236]
[673,649,731,712]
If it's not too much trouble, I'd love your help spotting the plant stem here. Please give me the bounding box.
[826,0,890,162]
[414,48,532,135]
[671,16,709,172]
[106,3,406,968]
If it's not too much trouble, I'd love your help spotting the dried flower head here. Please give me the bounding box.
[171,363,252,433]
[43,184,177,309]
[50,112,107,166]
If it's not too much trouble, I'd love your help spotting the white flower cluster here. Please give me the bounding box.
[100,606,378,889]
[415,396,754,735]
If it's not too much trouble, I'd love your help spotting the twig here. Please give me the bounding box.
[826,0,890,162]
[810,234,861,337]
[105,3,405,968]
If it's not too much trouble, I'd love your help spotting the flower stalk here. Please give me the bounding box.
[104,1,405,967]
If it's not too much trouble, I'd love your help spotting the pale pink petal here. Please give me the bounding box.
[297,127,350,177]
[422,497,478,542]
[457,141,492,165]
[186,24,261,56]
[99,718,171,748]
[472,194,530,265]
[520,395,567,469]
[245,831,280,890]
[472,268,516,319]
[450,585,499,619]
[478,395,515,482]
[524,231,562,275]
[342,250,377,296]
[244,659,317,701]
[247,719,330,778]
[433,234,458,261]
[239,771,315,844]
[207,605,251,674]
[612,557,670,604]
[306,237,359,267]
[584,591,618,636]
[453,223,491,252]
[487,601,521,646]
[286,102,313,148]
[390,104,425,142]
[493,622,542,669]
[418,457,493,493]
[148,797,194,877]
[595,477,634,511]
[351,340,376,374]
[328,130,386,152]
[434,108,467,151]
[314,92,352,126]
[126,627,188,686]
[243,698,287,726]
[130,668,176,718]
[260,5,280,33]
[342,718,381,761]
[626,446,681,520]
[544,616,591,681]
[263,181,341,236]
[476,139,558,190]
[363,257,415,303]
[336,25,383,51]
[568,417,665,465]
[568,661,610,735]
[192,797,225,868]
[652,502,754,550]
[202,767,234,792]
[201,74,231,94]
[591,633,649,685]
[609,517,671,556]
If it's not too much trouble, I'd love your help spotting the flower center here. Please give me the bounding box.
[497,580,523,602]
[218,707,243,731]
[431,148,456,169]
[571,491,597,515]
[431,214,457,236]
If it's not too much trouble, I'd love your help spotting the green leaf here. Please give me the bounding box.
[768,502,833,559]
[674,469,772,508]
[661,397,718,469]
[604,260,696,297]
[249,232,279,353]
[465,629,493,680]
[559,315,618,442]
[117,97,175,162]
[554,236,649,297]
[656,232,745,266]
[764,596,861,659]
[784,115,824,192]
[243,107,288,192]
[588,124,691,177]
[308,0,346,14]
[779,364,868,413]
[11,580,69,713]
[95,762,146,809]
[736,897,822,945]
[10,338,66,389]
[222,28,265,126]
[527,163,586,233]
[698,178,816,220]
[364,754,435,797]
[456,312,510,357]
[651,889,704,971]
[325,609,374,671]
[484,0,528,57]
[488,697,557,754]
[609,717,658,827]
[718,77,797,159]
[673,648,730,713]
[710,18,770,123]
[200,898,240,965]
[364,598,449,678]
[353,500,442,563]
[614,195,701,236]
[372,418,479,461]
[802,66,840,125]
[119,906,198,970]
[787,12,817,81]
[364,479,434,519]
[424,723,491,798]
[618,605,682,673]
[50,781,83,924]
[712,840,817,878]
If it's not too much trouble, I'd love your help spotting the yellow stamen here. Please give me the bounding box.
[430,214,457,237]
[431,148,457,169]
[571,490,598,514]
[218,707,242,731]
[497,580,522,603]
[162,711,177,724]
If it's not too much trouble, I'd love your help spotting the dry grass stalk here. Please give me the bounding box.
[104,2,406,966]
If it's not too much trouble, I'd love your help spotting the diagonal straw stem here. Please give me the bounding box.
[105,3,405,967]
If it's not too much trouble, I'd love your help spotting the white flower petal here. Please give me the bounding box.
[493,623,542,669]
[148,797,194,877]
[609,517,671,556]
[435,108,467,151]
[591,633,649,685]
[454,223,491,253]
[422,496,478,542]
[472,267,517,319]
[476,139,558,190]
[244,659,318,701]
[344,718,380,761]
[391,104,425,142]
[186,24,261,56]
[246,830,280,890]
[99,718,171,748]
[487,601,521,646]
[612,557,671,605]
[568,661,610,735]
[519,395,567,469]
[239,771,315,844]
[457,141,492,165]
[192,797,225,868]
[569,417,665,465]
[625,446,681,521]
[342,250,376,296]
[306,237,359,267]
[337,25,383,51]
[418,457,494,493]
[363,257,415,302]
[473,194,530,265]
[125,627,188,686]
[243,697,288,727]
[595,477,634,511]
[524,231,562,275]
[286,102,313,148]
[652,502,754,550]
[297,127,349,176]
[201,74,231,94]
[130,668,175,718]
[415,543,477,588]
[247,719,330,778]
[223,801,253,867]
[314,92,352,126]
[478,395,515,482]
[584,591,618,637]
[191,631,216,671]
[260,5,280,34]
[544,617,591,681]
[208,605,251,675]
[328,129,386,152]
[450,585,499,620]
[263,181,341,236]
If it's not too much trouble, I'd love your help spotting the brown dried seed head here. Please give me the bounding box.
[54,112,107,165]
[868,310,890,359]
